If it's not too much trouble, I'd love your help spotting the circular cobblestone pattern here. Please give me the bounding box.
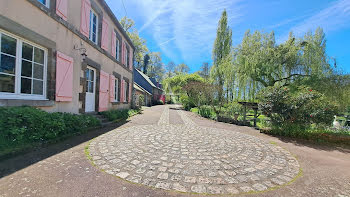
[88,109,300,195]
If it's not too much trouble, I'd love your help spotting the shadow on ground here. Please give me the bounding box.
[0,121,128,178]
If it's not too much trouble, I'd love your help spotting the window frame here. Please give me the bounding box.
[116,38,120,61]
[114,77,119,102]
[124,81,128,103]
[89,9,99,45]
[37,0,50,8]
[0,29,48,100]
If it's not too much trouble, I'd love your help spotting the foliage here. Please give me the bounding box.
[139,94,145,106]
[259,86,338,128]
[147,52,166,82]
[120,16,149,69]
[211,10,232,102]
[166,61,176,78]
[100,108,141,122]
[199,62,211,80]
[180,95,195,111]
[174,63,190,75]
[0,107,100,154]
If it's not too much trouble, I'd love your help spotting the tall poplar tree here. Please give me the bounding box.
[211,10,232,102]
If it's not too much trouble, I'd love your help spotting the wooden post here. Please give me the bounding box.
[254,108,257,127]
[243,105,247,123]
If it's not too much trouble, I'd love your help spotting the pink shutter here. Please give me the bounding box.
[56,0,68,21]
[109,75,115,102]
[129,82,132,103]
[99,71,109,112]
[129,48,133,70]
[111,31,117,58]
[120,79,124,102]
[122,42,125,65]
[80,0,91,38]
[56,51,73,102]
[101,18,109,51]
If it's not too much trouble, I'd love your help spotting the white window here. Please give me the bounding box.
[37,0,49,8]
[0,30,47,100]
[89,10,98,44]
[85,68,95,93]
[114,78,119,102]
[116,39,120,61]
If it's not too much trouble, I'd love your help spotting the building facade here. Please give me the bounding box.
[133,68,164,105]
[0,0,134,114]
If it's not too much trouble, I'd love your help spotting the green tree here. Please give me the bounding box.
[166,61,176,78]
[199,62,211,80]
[147,52,165,82]
[120,16,149,69]
[211,10,232,102]
[175,63,190,74]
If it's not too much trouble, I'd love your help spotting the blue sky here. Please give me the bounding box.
[106,0,350,73]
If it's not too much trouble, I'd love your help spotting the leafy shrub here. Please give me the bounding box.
[139,94,145,106]
[259,86,338,128]
[100,109,129,121]
[0,107,101,146]
[158,100,164,105]
[100,108,141,122]
[198,106,217,120]
[180,95,195,111]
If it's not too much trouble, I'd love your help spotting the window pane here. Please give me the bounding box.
[34,48,44,64]
[33,63,43,80]
[86,69,89,80]
[92,33,96,43]
[22,42,33,61]
[93,14,97,24]
[0,54,16,74]
[90,69,94,81]
[0,74,15,93]
[33,80,43,95]
[21,60,32,77]
[37,0,46,5]
[86,81,89,92]
[21,77,32,94]
[1,34,16,56]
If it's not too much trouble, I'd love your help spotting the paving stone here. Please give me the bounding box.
[172,183,187,192]
[253,183,268,191]
[116,172,129,179]
[208,186,223,194]
[191,185,206,193]
[157,173,169,180]
[184,176,196,183]
[88,105,300,195]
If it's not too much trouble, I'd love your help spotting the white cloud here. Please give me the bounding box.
[280,0,350,41]
[118,0,244,64]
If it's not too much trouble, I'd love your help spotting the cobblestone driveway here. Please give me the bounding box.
[88,106,300,195]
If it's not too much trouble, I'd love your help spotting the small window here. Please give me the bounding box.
[37,0,49,8]
[89,10,98,44]
[114,78,119,102]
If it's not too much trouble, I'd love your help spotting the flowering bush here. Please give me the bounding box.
[259,86,338,128]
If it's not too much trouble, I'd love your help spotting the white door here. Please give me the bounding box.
[85,67,96,112]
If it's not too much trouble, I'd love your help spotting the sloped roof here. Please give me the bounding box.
[135,69,156,88]
[134,82,152,95]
